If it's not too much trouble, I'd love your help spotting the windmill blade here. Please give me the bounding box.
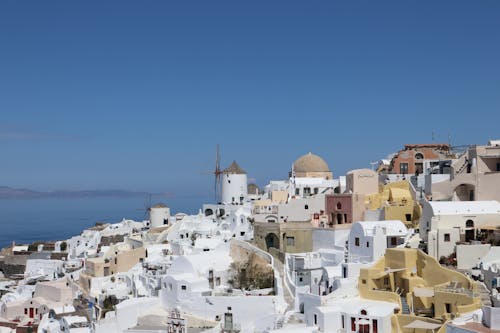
[215,144,222,202]
[200,144,223,203]
[136,194,152,220]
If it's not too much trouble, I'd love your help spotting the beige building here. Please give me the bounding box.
[428,140,500,202]
[359,248,481,330]
[345,169,379,195]
[253,221,313,255]
[80,243,146,294]
[420,200,500,259]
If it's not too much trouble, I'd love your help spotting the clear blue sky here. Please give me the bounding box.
[1,1,499,195]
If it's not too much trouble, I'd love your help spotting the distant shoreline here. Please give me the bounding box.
[0,186,171,199]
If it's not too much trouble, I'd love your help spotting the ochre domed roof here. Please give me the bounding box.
[293,152,330,173]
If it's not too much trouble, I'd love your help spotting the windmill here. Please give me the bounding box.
[136,193,153,220]
[201,144,223,203]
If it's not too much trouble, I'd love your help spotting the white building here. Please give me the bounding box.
[221,161,248,205]
[149,204,171,229]
[420,200,500,259]
[347,220,409,264]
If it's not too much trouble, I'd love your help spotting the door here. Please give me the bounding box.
[465,229,475,242]
[29,307,34,318]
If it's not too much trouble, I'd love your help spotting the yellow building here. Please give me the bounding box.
[359,248,481,332]
[366,181,422,228]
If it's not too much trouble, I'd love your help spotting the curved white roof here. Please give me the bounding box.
[354,220,407,237]
[169,251,232,276]
[428,201,500,215]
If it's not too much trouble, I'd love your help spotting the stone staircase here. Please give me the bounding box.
[476,282,492,307]
[454,155,469,175]
[400,296,410,314]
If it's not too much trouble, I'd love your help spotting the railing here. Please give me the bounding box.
[434,285,479,298]
[347,253,373,263]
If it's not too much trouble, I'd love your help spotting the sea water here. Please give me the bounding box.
[0,195,210,249]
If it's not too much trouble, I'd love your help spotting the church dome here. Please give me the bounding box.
[293,152,330,173]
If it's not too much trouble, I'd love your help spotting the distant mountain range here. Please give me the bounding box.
[0,186,165,199]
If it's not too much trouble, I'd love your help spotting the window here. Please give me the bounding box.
[445,303,451,313]
[299,277,303,282]
[415,153,424,160]
[286,236,295,246]
[304,187,311,196]
[391,237,397,246]
[400,163,409,174]
[466,220,474,228]
[360,309,367,315]
[314,314,317,325]
[181,285,187,290]
[366,241,370,248]
[362,279,366,284]
[355,237,360,246]
[295,188,300,195]
[216,277,221,286]
[336,202,342,210]
[304,205,309,210]
[314,188,319,194]
[351,317,356,331]
[341,315,345,329]
[444,233,450,242]
[405,214,412,222]
[373,319,378,333]
[240,231,245,236]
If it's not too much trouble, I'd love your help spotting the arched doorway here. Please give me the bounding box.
[454,184,475,201]
[265,233,279,251]
[465,219,475,242]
